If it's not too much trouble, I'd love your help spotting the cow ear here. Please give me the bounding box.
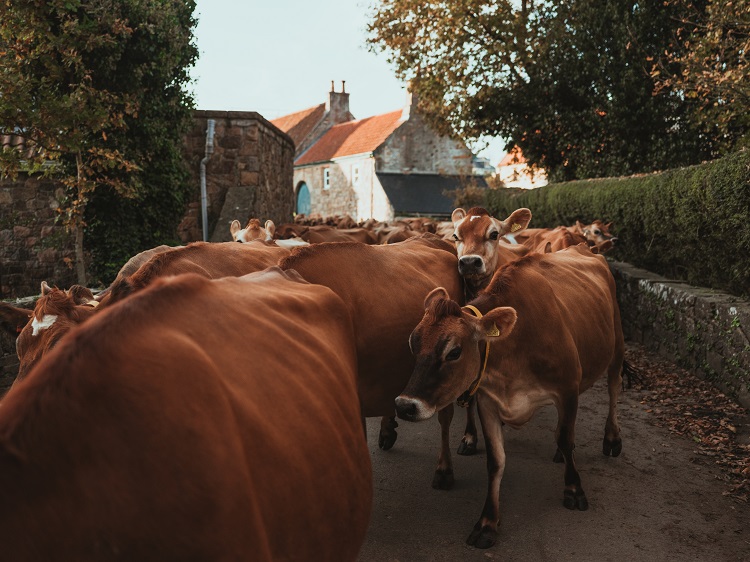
[40,281,53,296]
[264,220,276,240]
[575,220,585,233]
[451,208,466,224]
[501,208,532,235]
[544,242,552,253]
[424,287,450,310]
[68,285,96,305]
[481,307,517,339]
[230,220,241,236]
[605,222,613,230]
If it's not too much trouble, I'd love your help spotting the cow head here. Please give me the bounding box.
[575,220,617,249]
[451,207,532,289]
[230,218,275,243]
[395,287,516,421]
[14,282,99,382]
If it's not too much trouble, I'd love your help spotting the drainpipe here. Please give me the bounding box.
[200,119,216,242]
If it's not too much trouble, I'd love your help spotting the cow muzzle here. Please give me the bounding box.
[458,255,485,276]
[395,395,435,422]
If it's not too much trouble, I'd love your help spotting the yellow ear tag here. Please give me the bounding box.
[510,223,522,232]
[486,323,500,337]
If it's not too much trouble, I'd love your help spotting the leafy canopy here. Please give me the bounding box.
[0,0,198,284]
[367,0,713,182]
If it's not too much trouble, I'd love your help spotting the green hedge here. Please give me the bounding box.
[486,150,750,299]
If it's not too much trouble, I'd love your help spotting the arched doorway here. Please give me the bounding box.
[296,182,311,216]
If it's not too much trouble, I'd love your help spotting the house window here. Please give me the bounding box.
[323,168,330,190]
[352,165,360,185]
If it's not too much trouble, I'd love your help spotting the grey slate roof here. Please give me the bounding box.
[376,173,488,218]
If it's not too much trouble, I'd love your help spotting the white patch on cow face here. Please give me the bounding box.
[470,215,481,221]
[31,314,58,336]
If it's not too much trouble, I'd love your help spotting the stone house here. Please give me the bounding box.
[271,83,485,221]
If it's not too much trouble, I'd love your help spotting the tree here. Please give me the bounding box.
[654,0,750,156]
[0,0,197,284]
[367,0,711,182]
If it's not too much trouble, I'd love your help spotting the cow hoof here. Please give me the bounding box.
[467,524,497,549]
[552,448,564,463]
[603,437,622,457]
[563,489,589,511]
[378,429,397,451]
[457,439,477,456]
[431,468,454,490]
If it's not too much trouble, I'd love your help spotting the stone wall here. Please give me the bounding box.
[180,110,296,243]
[610,261,750,410]
[0,175,76,299]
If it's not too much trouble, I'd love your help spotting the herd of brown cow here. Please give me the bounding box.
[0,208,622,559]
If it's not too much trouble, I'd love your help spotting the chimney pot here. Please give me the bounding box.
[342,80,346,93]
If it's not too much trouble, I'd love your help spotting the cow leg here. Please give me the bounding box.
[466,398,505,549]
[378,415,398,450]
[603,354,624,457]
[457,396,479,456]
[555,393,588,511]
[432,404,455,489]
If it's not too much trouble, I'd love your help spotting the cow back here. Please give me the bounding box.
[104,241,289,305]
[279,234,463,416]
[0,269,371,561]
[474,245,623,393]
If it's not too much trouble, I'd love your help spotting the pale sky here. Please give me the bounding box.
[190,0,507,166]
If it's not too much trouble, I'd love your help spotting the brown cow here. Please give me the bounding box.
[94,244,175,302]
[574,219,618,247]
[103,240,289,306]
[16,241,289,380]
[396,245,624,548]
[302,225,379,245]
[450,207,532,300]
[230,218,309,248]
[279,233,464,489]
[14,282,99,381]
[0,268,372,560]
[516,220,617,253]
[450,207,533,454]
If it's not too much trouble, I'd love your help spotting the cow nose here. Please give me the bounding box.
[458,256,483,274]
[395,396,418,421]
[610,237,618,244]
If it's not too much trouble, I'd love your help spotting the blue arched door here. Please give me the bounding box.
[296,182,311,216]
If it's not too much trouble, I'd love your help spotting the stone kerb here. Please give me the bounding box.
[610,261,750,410]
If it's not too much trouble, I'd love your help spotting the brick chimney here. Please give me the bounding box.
[327,80,351,125]
[401,80,418,121]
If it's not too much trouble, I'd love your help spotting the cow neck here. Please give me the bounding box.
[456,304,492,408]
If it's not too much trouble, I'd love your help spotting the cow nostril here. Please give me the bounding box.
[459,256,483,270]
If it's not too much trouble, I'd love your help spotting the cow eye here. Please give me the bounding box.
[452,234,459,241]
[594,229,601,235]
[445,346,462,361]
[489,231,499,240]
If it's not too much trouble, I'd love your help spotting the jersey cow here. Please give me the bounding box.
[450,207,532,455]
[450,207,532,300]
[279,234,465,489]
[396,245,625,549]
[0,268,372,561]
[16,241,289,381]
[14,282,99,382]
[230,218,309,248]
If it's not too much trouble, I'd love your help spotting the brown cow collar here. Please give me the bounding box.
[456,304,496,407]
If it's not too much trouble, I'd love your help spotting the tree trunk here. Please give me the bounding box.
[75,224,86,285]
[75,151,87,286]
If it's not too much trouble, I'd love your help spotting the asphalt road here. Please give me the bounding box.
[358,378,750,562]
